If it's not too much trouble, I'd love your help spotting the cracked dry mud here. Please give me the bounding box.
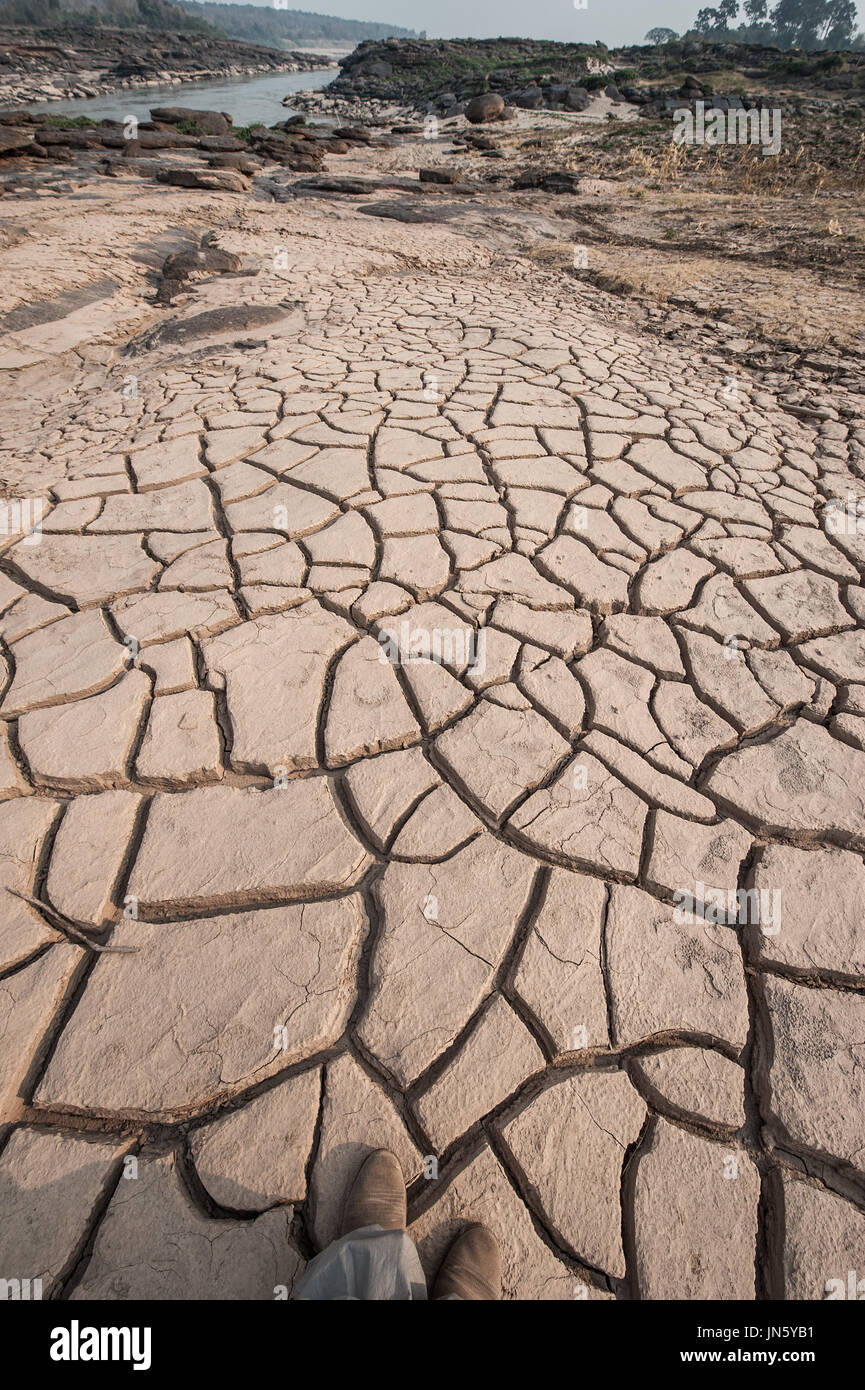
[0,155,864,1304]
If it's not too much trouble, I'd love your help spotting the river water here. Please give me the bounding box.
[27,68,335,126]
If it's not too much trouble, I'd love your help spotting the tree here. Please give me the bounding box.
[772,0,857,47]
[645,26,679,42]
[694,0,739,34]
[692,0,858,47]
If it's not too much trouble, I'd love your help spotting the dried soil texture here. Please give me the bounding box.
[0,109,863,1302]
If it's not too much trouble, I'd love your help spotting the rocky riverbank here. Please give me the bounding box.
[298,35,865,124]
[0,25,336,107]
[0,82,862,375]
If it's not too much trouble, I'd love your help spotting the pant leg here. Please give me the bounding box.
[292,1225,428,1301]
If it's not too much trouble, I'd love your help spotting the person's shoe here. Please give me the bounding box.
[433,1222,502,1300]
[341,1149,406,1236]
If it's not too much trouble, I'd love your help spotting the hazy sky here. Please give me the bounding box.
[246,0,863,48]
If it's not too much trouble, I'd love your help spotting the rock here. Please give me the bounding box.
[418,167,458,184]
[630,1048,745,1129]
[500,1070,645,1277]
[127,131,199,149]
[633,1121,759,1298]
[515,87,543,109]
[126,779,370,915]
[207,153,260,173]
[357,836,536,1086]
[156,167,250,193]
[199,135,247,151]
[763,974,865,1170]
[70,1153,303,1299]
[782,1174,865,1300]
[0,1128,130,1296]
[360,201,462,224]
[162,247,242,278]
[513,868,608,1053]
[191,1068,321,1209]
[36,898,364,1116]
[465,93,505,124]
[415,995,544,1149]
[139,304,292,350]
[409,1146,581,1300]
[0,128,34,156]
[150,107,232,135]
[605,884,749,1051]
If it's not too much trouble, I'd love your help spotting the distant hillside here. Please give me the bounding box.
[176,1,418,48]
[0,0,215,30]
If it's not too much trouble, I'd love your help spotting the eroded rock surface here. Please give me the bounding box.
[2,161,863,1301]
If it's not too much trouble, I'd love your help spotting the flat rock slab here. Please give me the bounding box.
[0,1127,131,1296]
[70,1154,303,1300]
[36,899,364,1118]
[126,779,371,914]
[633,1121,759,1299]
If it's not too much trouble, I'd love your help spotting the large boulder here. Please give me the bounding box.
[565,86,591,110]
[0,128,33,156]
[419,167,458,184]
[198,135,247,152]
[465,92,505,124]
[155,167,250,193]
[207,153,261,174]
[150,107,232,136]
[162,248,242,277]
[515,87,543,109]
[130,131,200,150]
[36,128,102,148]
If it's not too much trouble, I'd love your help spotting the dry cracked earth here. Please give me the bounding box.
[1,161,864,1303]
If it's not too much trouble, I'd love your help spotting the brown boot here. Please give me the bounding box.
[341,1149,406,1236]
[433,1222,502,1300]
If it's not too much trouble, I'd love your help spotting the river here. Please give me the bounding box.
[27,68,335,127]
